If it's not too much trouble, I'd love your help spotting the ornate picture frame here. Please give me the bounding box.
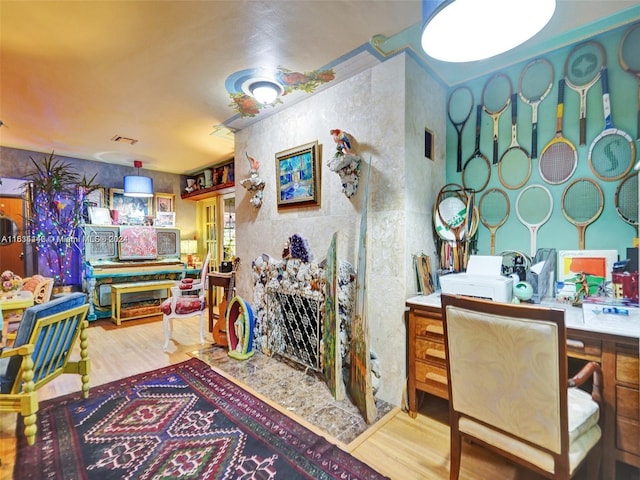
[275,140,320,208]
[155,192,175,213]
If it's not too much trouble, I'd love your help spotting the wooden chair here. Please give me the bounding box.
[4,275,55,345]
[160,252,210,351]
[441,294,603,480]
[0,292,89,446]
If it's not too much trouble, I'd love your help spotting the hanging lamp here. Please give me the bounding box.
[124,160,154,197]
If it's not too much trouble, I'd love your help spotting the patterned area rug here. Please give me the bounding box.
[15,358,388,479]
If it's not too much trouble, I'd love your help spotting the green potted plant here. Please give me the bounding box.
[23,151,101,288]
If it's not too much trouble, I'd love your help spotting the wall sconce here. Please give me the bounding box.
[421,0,556,62]
[248,80,283,104]
[124,160,154,197]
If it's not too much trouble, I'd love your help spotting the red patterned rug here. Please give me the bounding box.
[15,358,387,479]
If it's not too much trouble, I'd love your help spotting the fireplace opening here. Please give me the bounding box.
[266,288,323,372]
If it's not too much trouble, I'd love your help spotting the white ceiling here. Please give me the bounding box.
[1,1,638,176]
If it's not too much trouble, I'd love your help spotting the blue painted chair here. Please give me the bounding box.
[0,292,89,446]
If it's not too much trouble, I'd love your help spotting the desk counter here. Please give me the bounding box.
[405,292,639,479]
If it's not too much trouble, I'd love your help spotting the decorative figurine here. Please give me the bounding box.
[226,296,255,360]
[240,151,266,208]
[328,129,361,198]
[330,129,352,155]
[572,272,590,306]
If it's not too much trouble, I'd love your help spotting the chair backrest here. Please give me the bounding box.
[2,292,88,393]
[441,294,569,456]
[199,251,211,291]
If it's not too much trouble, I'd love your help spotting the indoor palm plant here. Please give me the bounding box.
[23,151,100,287]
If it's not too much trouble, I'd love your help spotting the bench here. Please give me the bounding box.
[110,280,177,325]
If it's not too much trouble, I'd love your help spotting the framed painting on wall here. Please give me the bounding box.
[155,193,175,213]
[275,140,320,208]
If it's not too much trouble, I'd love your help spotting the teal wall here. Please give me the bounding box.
[445,22,639,263]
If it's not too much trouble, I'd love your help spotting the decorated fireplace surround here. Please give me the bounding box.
[250,238,382,395]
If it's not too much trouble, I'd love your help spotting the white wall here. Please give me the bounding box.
[234,53,445,405]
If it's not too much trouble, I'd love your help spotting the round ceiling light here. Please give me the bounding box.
[421,0,556,62]
[247,80,283,104]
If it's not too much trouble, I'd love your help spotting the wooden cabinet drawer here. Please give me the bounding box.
[616,385,640,421]
[415,316,443,338]
[616,350,639,385]
[566,336,601,361]
[416,338,446,363]
[616,416,640,456]
[415,359,448,388]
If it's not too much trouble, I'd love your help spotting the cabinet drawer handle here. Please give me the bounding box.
[567,339,585,350]
[425,325,444,335]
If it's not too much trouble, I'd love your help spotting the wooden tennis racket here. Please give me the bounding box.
[588,67,636,181]
[448,86,474,172]
[564,40,606,145]
[498,92,531,190]
[619,22,640,140]
[561,178,604,249]
[479,188,510,255]
[462,105,491,194]
[482,73,512,165]
[518,57,554,158]
[615,173,638,226]
[436,186,468,272]
[539,79,578,185]
[515,184,553,257]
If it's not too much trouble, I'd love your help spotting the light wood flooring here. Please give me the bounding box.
[0,314,638,480]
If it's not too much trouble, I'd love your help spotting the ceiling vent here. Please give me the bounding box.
[111,135,138,145]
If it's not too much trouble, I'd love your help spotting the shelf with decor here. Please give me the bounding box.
[181,159,235,201]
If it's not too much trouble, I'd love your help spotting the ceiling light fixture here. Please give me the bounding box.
[421,0,556,62]
[248,80,283,104]
[123,160,154,198]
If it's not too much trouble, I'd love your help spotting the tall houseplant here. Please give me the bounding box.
[24,151,100,287]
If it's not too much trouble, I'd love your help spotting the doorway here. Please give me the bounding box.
[0,196,26,276]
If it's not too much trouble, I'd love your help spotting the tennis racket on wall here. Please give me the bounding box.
[479,188,510,255]
[498,92,531,189]
[448,86,474,172]
[462,105,491,194]
[615,173,638,226]
[588,67,636,181]
[482,73,512,165]
[564,40,606,145]
[518,57,554,158]
[515,184,553,258]
[561,178,604,249]
[618,22,640,140]
[539,79,578,185]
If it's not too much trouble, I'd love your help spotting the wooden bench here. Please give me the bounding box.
[110,280,177,325]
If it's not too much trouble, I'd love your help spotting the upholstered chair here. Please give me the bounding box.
[160,252,210,351]
[441,294,602,480]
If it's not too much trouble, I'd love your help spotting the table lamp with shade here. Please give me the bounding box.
[181,239,198,268]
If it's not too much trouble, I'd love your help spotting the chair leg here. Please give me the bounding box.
[586,440,602,480]
[23,412,37,446]
[199,311,205,345]
[162,315,171,351]
[449,430,462,480]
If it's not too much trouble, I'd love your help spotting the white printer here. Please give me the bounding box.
[439,255,513,303]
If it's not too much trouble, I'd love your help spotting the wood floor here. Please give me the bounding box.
[0,314,638,480]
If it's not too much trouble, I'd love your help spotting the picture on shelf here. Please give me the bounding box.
[88,207,112,225]
[155,211,176,227]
